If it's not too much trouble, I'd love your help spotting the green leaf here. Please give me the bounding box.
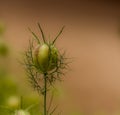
[52,26,65,44]
[28,27,40,44]
[38,23,46,43]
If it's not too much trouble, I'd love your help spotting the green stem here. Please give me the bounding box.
[44,73,47,115]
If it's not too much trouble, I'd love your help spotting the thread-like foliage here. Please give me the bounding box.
[23,24,69,115]
[24,40,68,95]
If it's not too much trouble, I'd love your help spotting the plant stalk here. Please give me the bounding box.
[44,73,47,115]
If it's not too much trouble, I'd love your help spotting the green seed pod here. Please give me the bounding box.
[33,45,40,67]
[48,45,58,70]
[7,96,19,109]
[38,44,49,71]
[33,43,58,72]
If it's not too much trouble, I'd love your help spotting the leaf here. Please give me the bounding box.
[38,23,46,43]
[28,27,40,44]
[47,93,54,113]
[49,105,58,115]
[52,26,65,44]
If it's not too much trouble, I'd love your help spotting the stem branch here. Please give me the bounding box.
[44,73,47,115]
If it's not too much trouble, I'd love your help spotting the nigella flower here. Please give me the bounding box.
[23,23,69,115]
[24,23,68,94]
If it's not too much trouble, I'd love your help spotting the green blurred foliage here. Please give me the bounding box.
[0,75,17,104]
[0,22,8,57]
[0,22,5,36]
[15,109,30,115]
[0,22,41,115]
[0,41,8,56]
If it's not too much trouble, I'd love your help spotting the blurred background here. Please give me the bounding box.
[0,0,120,115]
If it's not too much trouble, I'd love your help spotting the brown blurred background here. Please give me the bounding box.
[0,0,120,115]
